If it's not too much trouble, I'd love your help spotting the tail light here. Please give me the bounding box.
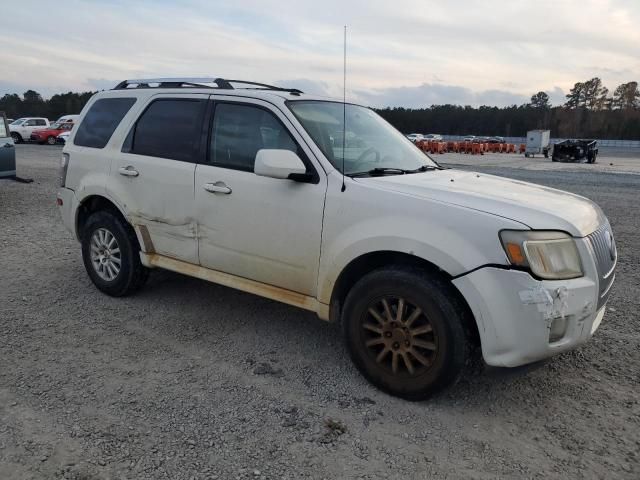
[59,152,69,187]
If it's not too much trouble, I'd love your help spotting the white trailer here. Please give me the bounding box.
[525,129,551,157]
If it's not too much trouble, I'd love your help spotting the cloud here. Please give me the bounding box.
[0,0,638,107]
[353,83,529,108]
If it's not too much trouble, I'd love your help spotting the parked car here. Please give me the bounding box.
[57,130,71,144]
[0,112,16,178]
[55,114,80,124]
[423,134,443,141]
[30,120,75,145]
[462,135,475,142]
[406,133,423,143]
[9,117,50,143]
[57,77,616,400]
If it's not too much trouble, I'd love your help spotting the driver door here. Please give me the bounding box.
[195,98,327,296]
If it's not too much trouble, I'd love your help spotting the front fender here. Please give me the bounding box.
[317,174,525,305]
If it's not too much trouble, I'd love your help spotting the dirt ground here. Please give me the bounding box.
[1,145,639,479]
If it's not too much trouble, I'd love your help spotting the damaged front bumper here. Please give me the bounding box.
[453,239,607,367]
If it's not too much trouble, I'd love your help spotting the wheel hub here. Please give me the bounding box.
[90,228,121,282]
[362,297,438,376]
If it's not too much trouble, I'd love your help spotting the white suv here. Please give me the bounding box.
[57,78,616,400]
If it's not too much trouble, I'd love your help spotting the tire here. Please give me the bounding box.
[81,210,149,297]
[342,267,470,401]
[11,133,21,144]
[46,136,56,145]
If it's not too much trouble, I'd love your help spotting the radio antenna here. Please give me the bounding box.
[341,25,347,192]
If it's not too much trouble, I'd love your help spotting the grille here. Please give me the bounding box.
[587,222,616,309]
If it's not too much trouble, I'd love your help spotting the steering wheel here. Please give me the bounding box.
[356,147,380,164]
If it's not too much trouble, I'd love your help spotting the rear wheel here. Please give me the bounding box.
[81,211,148,296]
[342,267,470,400]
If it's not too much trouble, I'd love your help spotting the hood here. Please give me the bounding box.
[356,169,604,237]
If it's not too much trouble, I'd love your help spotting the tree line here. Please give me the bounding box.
[0,90,94,122]
[2,78,639,139]
[377,78,640,140]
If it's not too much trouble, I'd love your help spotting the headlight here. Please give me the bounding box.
[499,230,583,279]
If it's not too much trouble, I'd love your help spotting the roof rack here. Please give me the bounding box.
[112,77,303,95]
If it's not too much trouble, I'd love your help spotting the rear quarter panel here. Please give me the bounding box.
[63,92,147,230]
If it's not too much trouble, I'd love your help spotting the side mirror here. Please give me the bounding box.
[254,149,307,180]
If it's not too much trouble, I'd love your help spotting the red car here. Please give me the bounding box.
[30,121,74,145]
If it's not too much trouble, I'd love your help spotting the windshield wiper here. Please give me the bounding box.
[348,165,437,177]
[406,165,438,173]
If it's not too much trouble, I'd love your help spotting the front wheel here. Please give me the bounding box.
[46,136,56,145]
[342,267,470,400]
[81,211,148,296]
[11,133,21,144]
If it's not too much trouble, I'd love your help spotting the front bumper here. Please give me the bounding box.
[452,238,608,367]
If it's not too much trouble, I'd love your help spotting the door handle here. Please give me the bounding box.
[118,166,139,177]
[203,182,232,194]
[2,143,13,148]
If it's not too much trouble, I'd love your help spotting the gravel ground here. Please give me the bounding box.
[1,145,639,480]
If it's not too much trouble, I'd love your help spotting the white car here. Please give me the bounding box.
[57,77,616,400]
[423,134,443,141]
[57,130,71,144]
[406,133,423,143]
[9,117,50,144]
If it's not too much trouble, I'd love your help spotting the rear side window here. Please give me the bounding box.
[35,119,46,126]
[128,99,206,162]
[74,98,136,148]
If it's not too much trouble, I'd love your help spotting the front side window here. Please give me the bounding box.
[210,103,300,171]
[288,101,437,175]
[75,98,136,148]
[24,119,37,126]
[129,99,205,162]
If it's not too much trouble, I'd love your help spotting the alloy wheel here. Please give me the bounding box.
[361,296,438,376]
[90,228,121,281]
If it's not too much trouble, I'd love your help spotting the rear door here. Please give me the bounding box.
[0,112,16,177]
[110,94,208,264]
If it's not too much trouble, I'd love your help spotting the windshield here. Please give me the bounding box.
[288,101,436,175]
[11,119,25,125]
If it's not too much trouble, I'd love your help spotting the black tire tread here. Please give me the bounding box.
[81,210,148,297]
[342,266,471,401]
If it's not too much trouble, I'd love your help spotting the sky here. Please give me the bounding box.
[1,0,638,108]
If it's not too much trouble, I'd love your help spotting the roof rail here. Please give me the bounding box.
[112,77,303,94]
